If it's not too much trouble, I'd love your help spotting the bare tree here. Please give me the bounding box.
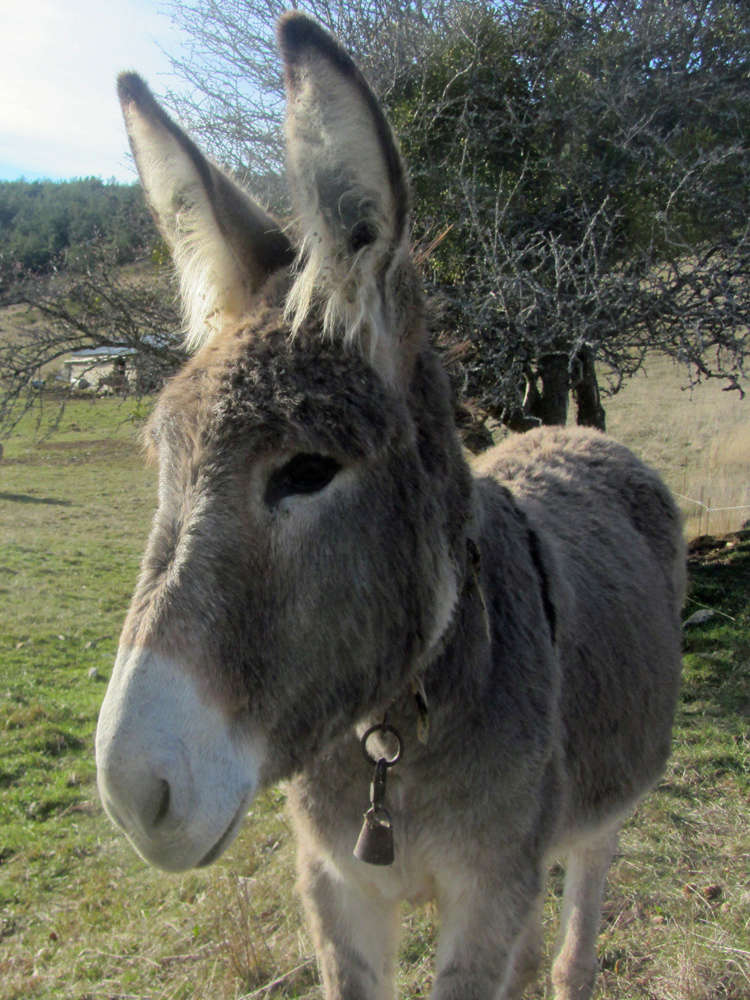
[396,0,750,428]
[162,0,748,434]
[0,243,183,430]
[163,0,449,185]
[2,1,746,439]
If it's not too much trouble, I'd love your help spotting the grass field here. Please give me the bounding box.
[1,381,748,1000]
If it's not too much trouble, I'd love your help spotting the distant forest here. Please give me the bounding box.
[0,178,155,274]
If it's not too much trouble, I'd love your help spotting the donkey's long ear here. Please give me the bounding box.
[279,13,423,384]
[118,73,293,352]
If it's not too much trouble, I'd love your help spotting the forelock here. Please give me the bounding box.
[152,309,405,462]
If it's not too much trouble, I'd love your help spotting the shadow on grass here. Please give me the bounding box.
[686,529,750,620]
[0,492,72,506]
[682,530,750,738]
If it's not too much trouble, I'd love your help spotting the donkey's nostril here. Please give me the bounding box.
[152,779,171,828]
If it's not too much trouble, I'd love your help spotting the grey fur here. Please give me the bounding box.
[96,13,685,1000]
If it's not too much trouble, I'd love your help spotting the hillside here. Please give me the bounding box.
[0,178,154,276]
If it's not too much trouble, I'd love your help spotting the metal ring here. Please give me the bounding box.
[361,723,402,767]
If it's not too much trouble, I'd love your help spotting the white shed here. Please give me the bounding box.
[64,346,137,390]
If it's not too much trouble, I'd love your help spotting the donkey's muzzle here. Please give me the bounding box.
[95,646,263,871]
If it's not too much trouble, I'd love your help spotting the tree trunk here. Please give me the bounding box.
[572,346,606,431]
[502,368,543,431]
[533,353,569,426]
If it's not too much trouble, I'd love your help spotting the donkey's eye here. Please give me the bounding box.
[264,453,342,506]
[349,219,376,254]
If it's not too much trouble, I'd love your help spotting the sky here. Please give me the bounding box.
[1,0,187,183]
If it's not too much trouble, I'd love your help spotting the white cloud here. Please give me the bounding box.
[0,0,185,181]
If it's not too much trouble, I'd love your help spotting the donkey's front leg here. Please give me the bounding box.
[297,846,400,1000]
[433,865,542,1000]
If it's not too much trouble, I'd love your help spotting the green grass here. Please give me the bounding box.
[1,395,748,999]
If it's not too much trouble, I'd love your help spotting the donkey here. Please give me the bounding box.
[96,13,685,1000]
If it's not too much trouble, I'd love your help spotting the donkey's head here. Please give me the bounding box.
[96,14,472,872]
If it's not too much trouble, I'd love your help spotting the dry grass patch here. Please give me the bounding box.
[605,356,750,538]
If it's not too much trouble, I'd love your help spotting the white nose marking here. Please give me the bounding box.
[96,647,264,871]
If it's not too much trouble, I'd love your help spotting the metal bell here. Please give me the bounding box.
[353,806,395,866]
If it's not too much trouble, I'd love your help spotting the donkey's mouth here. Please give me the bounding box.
[197,791,253,867]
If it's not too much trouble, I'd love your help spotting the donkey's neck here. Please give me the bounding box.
[356,524,493,756]
[380,473,559,761]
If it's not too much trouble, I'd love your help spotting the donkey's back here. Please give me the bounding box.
[446,424,685,998]
[478,425,685,833]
